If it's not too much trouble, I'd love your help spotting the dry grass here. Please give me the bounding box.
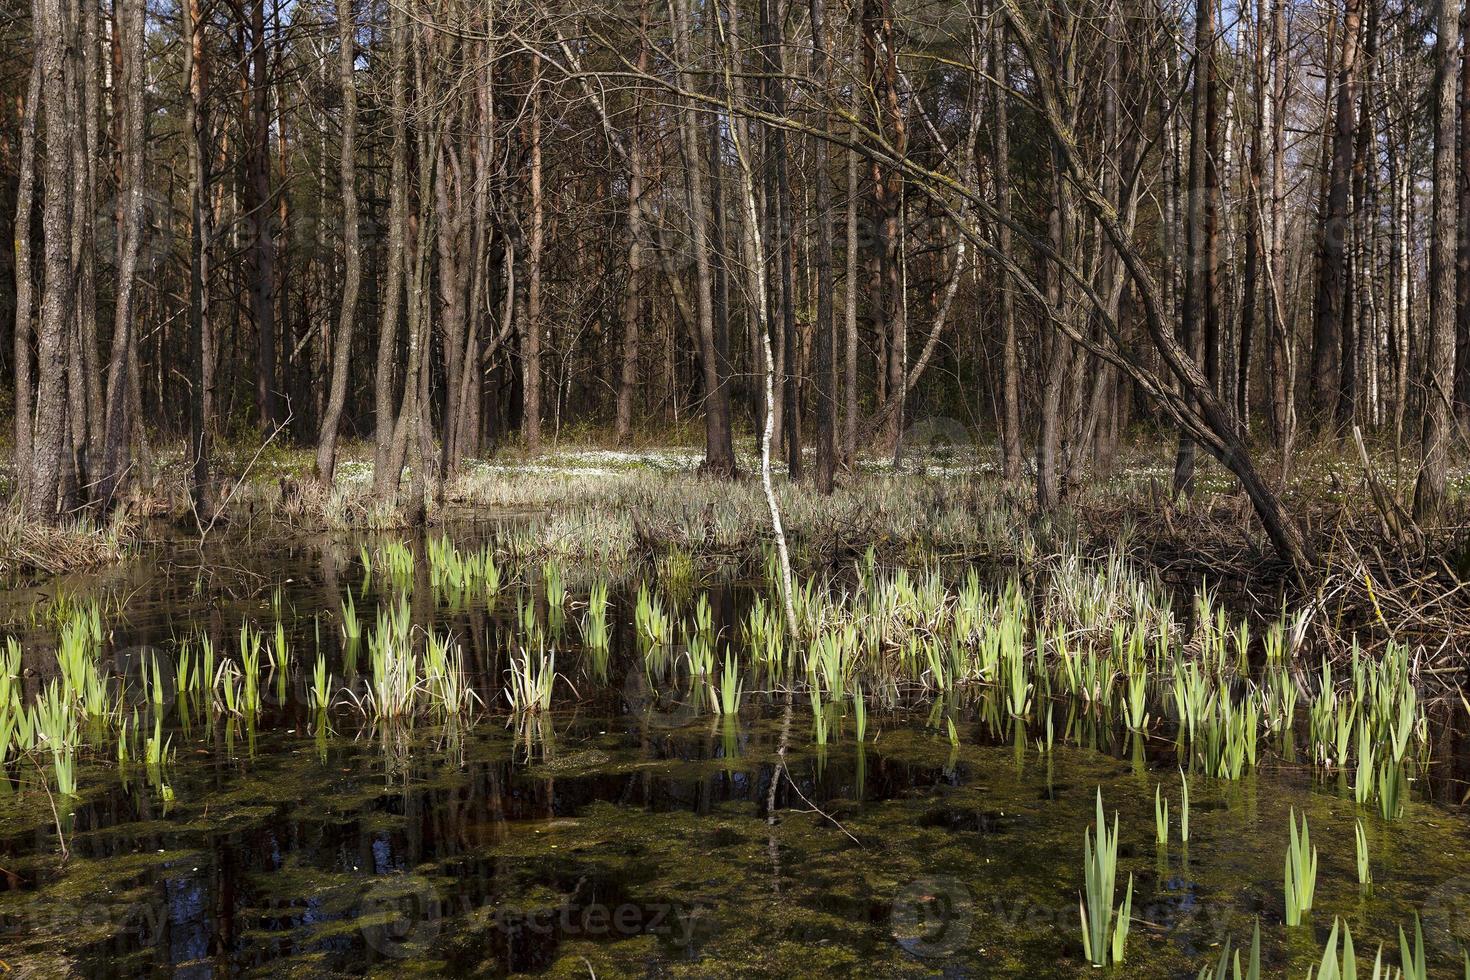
[0,505,138,580]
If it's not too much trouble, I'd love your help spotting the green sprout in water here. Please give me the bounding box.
[1355,818,1371,890]
[1284,808,1318,927]
[1079,788,1133,967]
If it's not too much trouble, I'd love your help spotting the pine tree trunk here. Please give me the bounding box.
[1414,0,1458,518]
[315,0,361,484]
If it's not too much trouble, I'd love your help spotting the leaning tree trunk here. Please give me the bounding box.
[1003,0,1316,568]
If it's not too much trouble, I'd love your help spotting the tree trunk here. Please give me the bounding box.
[1310,0,1361,431]
[809,0,836,493]
[99,0,146,507]
[1455,0,1470,424]
[1414,0,1458,518]
[1172,0,1216,496]
[670,0,735,476]
[373,2,408,499]
[12,48,41,499]
[615,6,649,447]
[995,18,1022,482]
[247,0,280,429]
[523,55,544,454]
[184,0,212,517]
[25,0,74,523]
[315,0,361,484]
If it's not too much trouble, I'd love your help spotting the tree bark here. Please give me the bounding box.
[522,55,544,454]
[1310,0,1362,430]
[184,0,212,517]
[994,17,1022,482]
[246,0,280,429]
[12,45,41,499]
[1414,0,1458,518]
[99,0,146,507]
[809,0,836,493]
[372,2,408,499]
[315,0,361,484]
[24,0,74,523]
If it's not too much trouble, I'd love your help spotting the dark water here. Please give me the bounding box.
[0,525,1468,978]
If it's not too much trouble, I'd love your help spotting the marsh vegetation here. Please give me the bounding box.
[0,450,1466,976]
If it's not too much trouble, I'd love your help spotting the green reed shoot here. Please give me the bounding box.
[1180,770,1190,843]
[582,580,610,651]
[1155,785,1169,845]
[145,713,172,769]
[715,650,742,715]
[1305,919,1359,980]
[1125,672,1149,732]
[506,646,556,714]
[341,592,361,642]
[1376,761,1404,820]
[1284,808,1318,926]
[1398,916,1427,980]
[634,583,669,646]
[1355,819,1371,889]
[33,681,77,795]
[310,652,332,712]
[1080,789,1133,967]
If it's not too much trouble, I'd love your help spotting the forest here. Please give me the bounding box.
[0,0,1463,560]
[2,0,1470,975]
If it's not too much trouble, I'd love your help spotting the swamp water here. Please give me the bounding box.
[0,524,1467,977]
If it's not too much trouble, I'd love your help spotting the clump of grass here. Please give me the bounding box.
[714,650,742,715]
[341,592,361,643]
[310,652,332,712]
[580,580,610,679]
[1080,788,1133,967]
[423,632,475,716]
[634,583,670,647]
[366,598,416,718]
[1284,808,1318,927]
[506,645,556,714]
